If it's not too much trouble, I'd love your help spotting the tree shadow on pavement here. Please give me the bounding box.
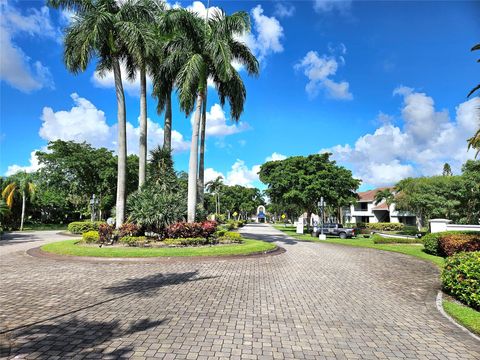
[104,270,218,297]
[1,316,166,359]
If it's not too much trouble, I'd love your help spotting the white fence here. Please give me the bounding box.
[429,219,480,233]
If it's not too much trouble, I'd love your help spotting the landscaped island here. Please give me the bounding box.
[41,219,276,258]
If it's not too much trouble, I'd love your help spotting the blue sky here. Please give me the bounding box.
[1,0,479,191]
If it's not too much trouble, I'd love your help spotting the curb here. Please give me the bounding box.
[27,244,286,264]
[436,291,480,342]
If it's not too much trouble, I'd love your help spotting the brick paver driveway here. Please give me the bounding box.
[1,224,479,359]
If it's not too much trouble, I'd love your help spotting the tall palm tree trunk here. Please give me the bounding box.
[138,66,147,189]
[163,92,172,151]
[197,97,207,207]
[187,92,204,222]
[113,58,127,229]
[20,190,26,231]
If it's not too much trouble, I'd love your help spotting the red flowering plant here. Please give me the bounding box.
[165,221,218,239]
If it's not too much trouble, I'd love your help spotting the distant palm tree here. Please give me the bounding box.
[49,0,154,227]
[467,43,480,158]
[442,163,453,176]
[2,173,35,231]
[374,189,395,209]
[161,8,259,221]
[205,176,224,214]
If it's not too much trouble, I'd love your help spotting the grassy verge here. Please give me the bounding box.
[23,223,68,231]
[273,224,444,268]
[41,239,276,258]
[443,300,480,335]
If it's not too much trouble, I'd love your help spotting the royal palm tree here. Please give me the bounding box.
[2,173,35,231]
[49,0,154,227]
[161,8,259,221]
[205,176,224,214]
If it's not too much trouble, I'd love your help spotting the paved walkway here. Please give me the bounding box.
[0,224,478,359]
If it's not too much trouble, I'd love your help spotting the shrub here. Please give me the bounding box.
[439,234,480,256]
[365,223,404,231]
[442,251,480,310]
[423,231,479,256]
[118,222,142,238]
[165,221,218,239]
[218,231,242,244]
[98,223,114,244]
[127,182,187,234]
[82,230,99,244]
[119,236,147,247]
[68,221,105,234]
[214,228,228,237]
[346,222,366,229]
[163,237,212,247]
[372,234,422,244]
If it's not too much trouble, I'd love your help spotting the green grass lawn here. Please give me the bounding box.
[41,239,276,258]
[273,224,444,267]
[443,300,480,335]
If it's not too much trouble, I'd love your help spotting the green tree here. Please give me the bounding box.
[2,172,36,231]
[443,163,453,176]
[259,154,361,228]
[467,43,480,157]
[374,189,395,208]
[161,8,259,222]
[460,160,480,224]
[205,176,224,214]
[48,0,153,227]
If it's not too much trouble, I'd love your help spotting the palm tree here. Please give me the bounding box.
[197,89,207,207]
[205,176,224,214]
[374,188,395,209]
[467,43,480,157]
[161,8,259,221]
[49,0,154,228]
[2,173,35,231]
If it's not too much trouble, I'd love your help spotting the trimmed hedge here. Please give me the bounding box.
[119,236,147,247]
[371,234,422,244]
[82,230,99,244]
[163,237,212,246]
[423,231,480,257]
[366,223,404,231]
[68,221,105,234]
[442,251,480,310]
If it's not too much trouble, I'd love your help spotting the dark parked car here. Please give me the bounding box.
[312,223,355,239]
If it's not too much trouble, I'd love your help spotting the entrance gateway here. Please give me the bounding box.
[256,205,266,223]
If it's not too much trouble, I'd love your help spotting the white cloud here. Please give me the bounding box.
[191,104,249,137]
[186,1,221,19]
[0,2,56,92]
[225,160,261,187]
[236,5,284,62]
[38,93,189,154]
[274,2,295,18]
[5,150,42,176]
[314,0,352,14]
[295,50,352,100]
[265,152,287,162]
[322,88,480,187]
[91,63,152,97]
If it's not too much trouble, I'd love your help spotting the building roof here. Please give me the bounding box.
[372,202,389,211]
[357,187,392,202]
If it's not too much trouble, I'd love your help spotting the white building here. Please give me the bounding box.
[344,188,416,225]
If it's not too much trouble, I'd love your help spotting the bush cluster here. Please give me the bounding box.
[423,231,479,256]
[217,231,242,244]
[98,223,114,244]
[365,223,405,231]
[68,221,105,234]
[165,221,218,239]
[163,237,213,246]
[224,220,245,230]
[118,223,142,238]
[438,233,480,257]
[442,251,480,310]
[82,230,100,243]
[371,234,421,244]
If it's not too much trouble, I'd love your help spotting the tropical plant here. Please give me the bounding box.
[373,188,395,209]
[2,172,36,231]
[160,8,259,222]
[48,0,154,228]
[442,163,453,176]
[205,176,224,214]
[467,43,480,157]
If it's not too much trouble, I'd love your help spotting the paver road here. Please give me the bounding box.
[0,224,478,359]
